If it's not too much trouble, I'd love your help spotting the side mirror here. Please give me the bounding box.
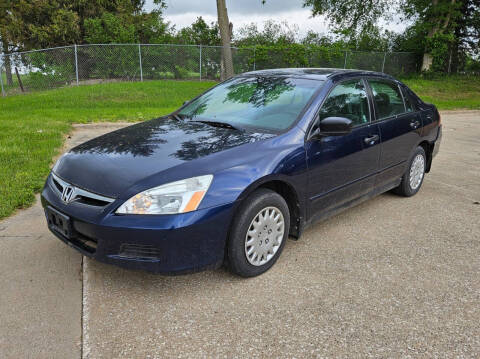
[318,117,353,136]
[183,100,190,106]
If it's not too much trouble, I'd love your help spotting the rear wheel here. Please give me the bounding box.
[393,146,426,197]
[227,189,290,277]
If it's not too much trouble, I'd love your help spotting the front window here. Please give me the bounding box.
[178,76,324,132]
[319,79,370,127]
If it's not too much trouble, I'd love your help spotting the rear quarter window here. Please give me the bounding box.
[401,86,415,112]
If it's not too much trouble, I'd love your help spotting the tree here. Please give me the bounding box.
[401,0,462,71]
[0,0,167,84]
[216,0,234,80]
[301,0,474,71]
[449,0,479,71]
[84,13,137,44]
[175,17,220,46]
[235,20,299,47]
[83,1,171,44]
[0,0,16,84]
[0,0,167,49]
[0,0,81,84]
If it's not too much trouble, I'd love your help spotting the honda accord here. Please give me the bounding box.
[42,68,442,277]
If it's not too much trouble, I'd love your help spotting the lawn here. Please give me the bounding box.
[402,75,480,110]
[0,75,478,219]
[0,80,215,219]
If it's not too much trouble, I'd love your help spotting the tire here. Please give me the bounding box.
[393,146,426,197]
[227,188,290,277]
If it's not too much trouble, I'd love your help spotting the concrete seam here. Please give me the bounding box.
[81,256,91,359]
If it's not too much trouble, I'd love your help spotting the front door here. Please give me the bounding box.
[306,79,381,222]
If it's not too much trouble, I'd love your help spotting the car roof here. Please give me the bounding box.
[241,68,396,82]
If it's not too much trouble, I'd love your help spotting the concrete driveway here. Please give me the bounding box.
[1,112,479,358]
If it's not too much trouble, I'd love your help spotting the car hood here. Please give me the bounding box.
[53,117,274,197]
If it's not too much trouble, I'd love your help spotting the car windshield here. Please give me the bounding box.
[177,76,324,132]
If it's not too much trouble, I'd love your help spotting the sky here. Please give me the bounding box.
[144,0,408,39]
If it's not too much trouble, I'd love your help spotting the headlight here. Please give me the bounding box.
[116,175,213,215]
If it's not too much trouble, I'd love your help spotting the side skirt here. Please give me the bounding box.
[297,178,402,237]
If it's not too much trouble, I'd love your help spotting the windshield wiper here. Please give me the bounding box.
[190,120,241,131]
[170,113,183,121]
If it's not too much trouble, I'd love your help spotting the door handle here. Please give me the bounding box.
[410,120,420,129]
[364,134,379,145]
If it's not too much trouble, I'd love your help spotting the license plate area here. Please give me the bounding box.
[46,206,72,239]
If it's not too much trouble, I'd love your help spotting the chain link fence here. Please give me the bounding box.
[0,44,418,96]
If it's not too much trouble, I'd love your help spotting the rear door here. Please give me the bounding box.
[306,78,381,221]
[366,78,422,188]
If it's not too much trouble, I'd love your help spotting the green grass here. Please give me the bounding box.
[402,75,480,110]
[0,80,215,219]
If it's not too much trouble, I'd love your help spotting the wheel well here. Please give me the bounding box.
[258,180,302,238]
[418,141,433,173]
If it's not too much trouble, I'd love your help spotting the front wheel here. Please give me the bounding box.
[393,146,426,197]
[227,189,290,277]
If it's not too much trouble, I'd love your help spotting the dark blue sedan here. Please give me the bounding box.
[42,68,442,277]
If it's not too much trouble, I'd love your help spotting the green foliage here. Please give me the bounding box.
[250,44,345,70]
[78,45,141,80]
[0,1,81,50]
[0,0,168,51]
[303,0,393,38]
[175,17,220,46]
[140,45,201,80]
[299,0,478,73]
[84,12,137,43]
[465,57,480,73]
[235,20,299,47]
[133,10,173,44]
[426,32,455,73]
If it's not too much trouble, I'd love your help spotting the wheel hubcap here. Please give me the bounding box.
[409,154,425,190]
[245,206,285,266]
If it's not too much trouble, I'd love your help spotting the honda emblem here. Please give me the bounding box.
[61,185,76,203]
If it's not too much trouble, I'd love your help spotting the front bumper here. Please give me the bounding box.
[41,176,235,274]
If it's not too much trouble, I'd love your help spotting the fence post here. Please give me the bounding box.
[138,44,143,82]
[0,56,5,96]
[344,51,348,69]
[382,52,387,73]
[199,45,202,81]
[74,44,79,85]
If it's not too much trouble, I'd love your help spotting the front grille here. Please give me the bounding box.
[52,176,63,193]
[117,244,162,261]
[50,172,115,207]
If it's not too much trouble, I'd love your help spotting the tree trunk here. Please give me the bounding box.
[216,0,234,80]
[421,0,456,72]
[421,53,433,71]
[1,39,13,85]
